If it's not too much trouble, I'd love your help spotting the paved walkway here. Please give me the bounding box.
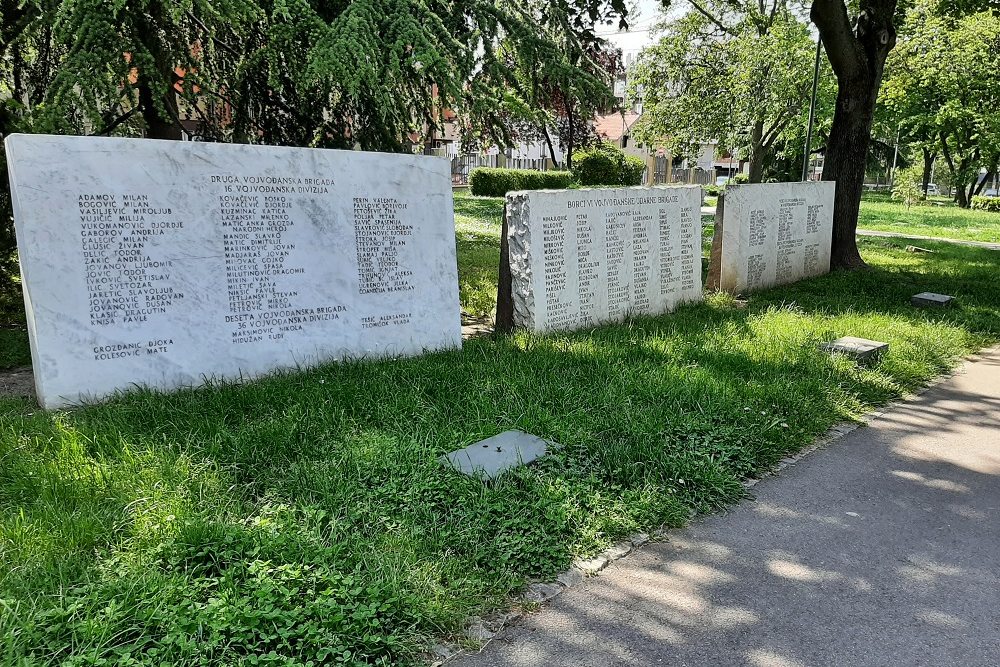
[855,229,1000,251]
[453,348,1000,667]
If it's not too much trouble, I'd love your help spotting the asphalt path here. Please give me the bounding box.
[453,348,1000,667]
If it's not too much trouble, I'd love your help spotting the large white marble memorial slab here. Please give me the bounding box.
[711,182,835,293]
[504,186,703,332]
[5,134,461,408]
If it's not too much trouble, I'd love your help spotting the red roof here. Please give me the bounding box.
[594,112,640,142]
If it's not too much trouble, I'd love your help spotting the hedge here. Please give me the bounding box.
[572,146,620,186]
[468,168,574,197]
[622,154,646,186]
[970,195,1000,213]
[572,143,645,187]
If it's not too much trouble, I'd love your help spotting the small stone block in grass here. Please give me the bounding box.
[442,430,549,479]
[822,336,889,364]
[911,292,955,308]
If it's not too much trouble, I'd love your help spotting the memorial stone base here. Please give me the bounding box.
[823,336,889,364]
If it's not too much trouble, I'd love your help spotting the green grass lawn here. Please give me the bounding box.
[2,194,1000,665]
[858,198,1000,243]
[454,193,504,317]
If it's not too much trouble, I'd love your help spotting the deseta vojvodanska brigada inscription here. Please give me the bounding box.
[502,186,703,333]
[4,134,461,409]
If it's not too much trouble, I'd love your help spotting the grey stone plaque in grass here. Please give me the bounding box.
[822,336,889,364]
[442,430,550,479]
[911,292,955,308]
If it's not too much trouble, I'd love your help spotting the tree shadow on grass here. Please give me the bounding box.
[449,429,1000,667]
[751,238,1000,338]
[1,236,998,662]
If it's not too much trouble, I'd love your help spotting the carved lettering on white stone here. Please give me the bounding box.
[718,182,835,293]
[5,134,461,408]
[506,186,702,333]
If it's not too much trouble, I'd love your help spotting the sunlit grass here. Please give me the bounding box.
[859,199,1000,243]
[0,194,998,665]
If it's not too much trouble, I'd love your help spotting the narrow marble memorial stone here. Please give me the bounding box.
[708,182,835,293]
[503,186,703,332]
[5,134,461,409]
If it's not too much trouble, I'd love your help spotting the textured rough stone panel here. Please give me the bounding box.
[505,186,703,333]
[706,194,725,291]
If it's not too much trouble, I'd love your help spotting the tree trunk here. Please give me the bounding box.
[823,78,878,269]
[973,168,994,197]
[811,0,897,271]
[138,72,183,141]
[747,120,765,183]
[541,124,559,168]
[921,147,935,195]
[566,104,575,170]
[956,182,970,208]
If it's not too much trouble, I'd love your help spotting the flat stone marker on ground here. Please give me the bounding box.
[707,182,835,293]
[912,292,955,307]
[496,186,703,333]
[5,134,462,409]
[442,430,550,479]
[823,336,889,364]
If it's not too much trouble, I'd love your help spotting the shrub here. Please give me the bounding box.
[892,164,925,209]
[0,147,22,325]
[733,173,750,184]
[621,154,646,186]
[468,167,574,197]
[572,143,646,187]
[572,145,622,186]
[704,184,722,197]
[971,195,1000,213]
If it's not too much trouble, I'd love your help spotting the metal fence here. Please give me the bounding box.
[450,154,499,185]
[450,154,551,185]
[652,157,715,186]
[506,157,549,172]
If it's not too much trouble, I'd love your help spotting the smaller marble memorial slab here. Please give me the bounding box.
[442,430,550,479]
[500,186,703,333]
[708,182,835,293]
[823,336,889,364]
[911,292,954,308]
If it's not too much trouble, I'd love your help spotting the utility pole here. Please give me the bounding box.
[888,124,900,188]
[801,37,823,182]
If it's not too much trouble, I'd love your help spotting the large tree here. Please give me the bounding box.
[0,0,630,308]
[0,0,260,141]
[499,2,623,169]
[1,0,630,148]
[810,0,900,269]
[633,2,819,183]
[882,2,1000,207]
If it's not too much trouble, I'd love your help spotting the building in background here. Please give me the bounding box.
[596,6,747,185]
